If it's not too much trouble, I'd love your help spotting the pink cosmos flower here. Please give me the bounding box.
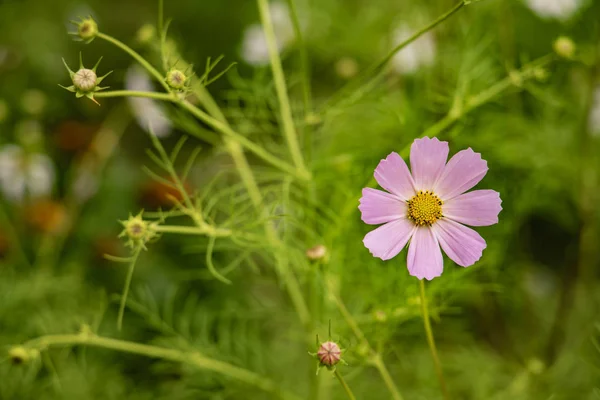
[359,137,502,280]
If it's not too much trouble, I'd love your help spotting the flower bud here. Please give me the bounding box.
[73,68,97,92]
[61,54,112,105]
[70,17,98,43]
[306,244,327,261]
[8,346,39,365]
[553,36,575,59]
[166,69,187,90]
[119,212,156,248]
[317,341,342,368]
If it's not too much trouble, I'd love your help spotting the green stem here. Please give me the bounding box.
[330,289,403,400]
[180,100,307,180]
[154,225,231,237]
[257,0,308,175]
[286,0,312,113]
[117,246,142,331]
[96,90,174,101]
[20,333,300,400]
[95,91,303,179]
[97,32,170,92]
[158,0,164,38]
[334,369,357,400]
[419,280,449,400]
[324,0,465,110]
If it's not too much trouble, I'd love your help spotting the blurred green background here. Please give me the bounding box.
[1,0,600,399]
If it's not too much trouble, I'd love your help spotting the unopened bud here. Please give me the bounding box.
[335,57,359,79]
[70,17,98,43]
[553,36,575,59]
[8,346,39,365]
[306,244,327,261]
[166,69,187,90]
[119,212,156,248]
[73,68,97,92]
[317,341,342,367]
[61,54,111,105]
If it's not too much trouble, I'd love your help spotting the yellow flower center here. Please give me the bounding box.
[407,190,443,226]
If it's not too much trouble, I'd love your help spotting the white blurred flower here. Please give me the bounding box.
[125,65,172,138]
[390,26,436,75]
[0,144,55,202]
[589,85,600,137]
[240,1,294,66]
[525,0,584,20]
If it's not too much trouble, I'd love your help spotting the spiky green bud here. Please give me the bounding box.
[166,69,187,90]
[118,212,157,249]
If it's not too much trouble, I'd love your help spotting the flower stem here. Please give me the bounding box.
[153,225,231,237]
[324,0,465,110]
[19,332,301,400]
[334,369,357,400]
[419,280,450,400]
[330,289,404,400]
[257,0,308,176]
[117,246,142,331]
[94,91,304,179]
[285,0,312,113]
[96,32,170,92]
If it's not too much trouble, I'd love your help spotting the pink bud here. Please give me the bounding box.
[317,341,341,367]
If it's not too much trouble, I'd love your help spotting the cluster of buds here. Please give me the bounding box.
[69,16,98,43]
[60,53,112,105]
[309,323,347,373]
[118,212,157,249]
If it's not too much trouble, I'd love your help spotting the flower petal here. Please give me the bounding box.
[410,137,449,191]
[374,152,415,201]
[363,218,415,260]
[433,219,487,267]
[359,188,407,225]
[434,148,488,200]
[443,190,502,227]
[407,226,443,280]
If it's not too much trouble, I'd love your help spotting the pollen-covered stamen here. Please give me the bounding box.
[407,190,443,226]
[73,68,97,92]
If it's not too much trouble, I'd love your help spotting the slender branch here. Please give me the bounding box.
[117,246,142,331]
[154,225,231,237]
[286,0,312,113]
[179,100,307,180]
[323,0,465,110]
[96,90,174,101]
[19,333,301,400]
[96,32,170,92]
[95,91,304,179]
[334,369,357,400]
[257,0,308,175]
[419,280,449,400]
[330,289,404,400]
